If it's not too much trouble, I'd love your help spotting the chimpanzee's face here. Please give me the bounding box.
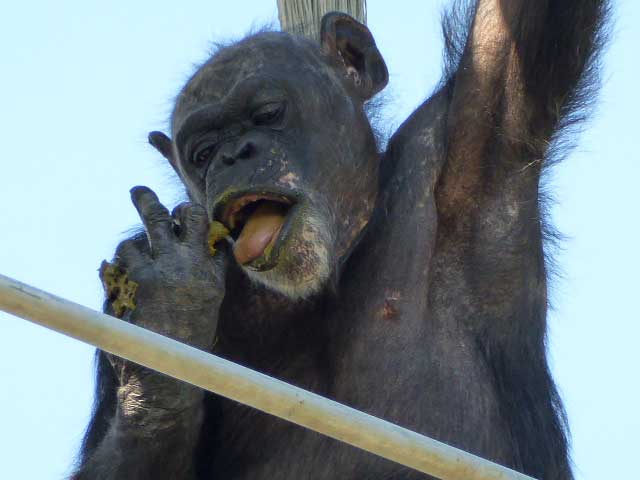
[158,26,387,299]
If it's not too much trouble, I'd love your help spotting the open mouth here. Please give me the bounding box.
[214,190,298,269]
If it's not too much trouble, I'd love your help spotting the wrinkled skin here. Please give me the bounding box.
[74,3,609,479]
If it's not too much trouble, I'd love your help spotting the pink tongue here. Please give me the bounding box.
[233,202,286,265]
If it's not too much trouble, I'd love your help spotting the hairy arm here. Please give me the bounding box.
[422,2,609,477]
[72,188,225,479]
[73,361,205,479]
[438,0,609,216]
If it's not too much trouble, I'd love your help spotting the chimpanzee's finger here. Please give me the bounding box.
[113,233,150,267]
[207,239,229,289]
[130,186,173,255]
[171,202,209,245]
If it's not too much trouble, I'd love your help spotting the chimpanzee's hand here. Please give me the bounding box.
[101,186,226,423]
[108,186,227,347]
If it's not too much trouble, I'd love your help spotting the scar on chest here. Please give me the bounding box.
[381,291,402,320]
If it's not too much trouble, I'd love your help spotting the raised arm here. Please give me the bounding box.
[438,0,609,216]
[423,3,609,478]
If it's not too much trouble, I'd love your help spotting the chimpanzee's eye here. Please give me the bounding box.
[192,144,217,167]
[252,102,285,126]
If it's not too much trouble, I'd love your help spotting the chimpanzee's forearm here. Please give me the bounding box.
[72,189,225,478]
[72,366,205,480]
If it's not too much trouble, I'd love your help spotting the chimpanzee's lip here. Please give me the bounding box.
[212,187,304,271]
[213,187,301,230]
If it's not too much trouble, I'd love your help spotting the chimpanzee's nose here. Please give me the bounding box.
[219,139,256,166]
[234,140,255,160]
[221,151,235,166]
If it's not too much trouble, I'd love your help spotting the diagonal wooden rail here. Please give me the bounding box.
[0,273,535,480]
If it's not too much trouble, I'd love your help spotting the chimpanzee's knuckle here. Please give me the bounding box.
[143,205,171,225]
[171,202,188,219]
[115,238,136,254]
[115,237,141,255]
[176,202,208,225]
[131,188,171,225]
[186,203,207,219]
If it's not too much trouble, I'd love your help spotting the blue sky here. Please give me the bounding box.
[0,1,638,479]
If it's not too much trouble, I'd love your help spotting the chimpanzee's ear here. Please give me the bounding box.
[148,131,179,173]
[320,12,388,100]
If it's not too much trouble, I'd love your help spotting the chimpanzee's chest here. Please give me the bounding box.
[206,377,438,480]
[207,272,463,480]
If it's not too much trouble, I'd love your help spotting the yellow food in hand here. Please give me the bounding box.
[99,260,138,318]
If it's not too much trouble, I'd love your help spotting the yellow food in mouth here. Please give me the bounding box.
[208,221,231,256]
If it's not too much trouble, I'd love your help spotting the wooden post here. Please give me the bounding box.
[277,0,366,41]
[0,273,535,480]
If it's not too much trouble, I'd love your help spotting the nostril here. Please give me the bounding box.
[222,153,235,166]
[235,141,255,160]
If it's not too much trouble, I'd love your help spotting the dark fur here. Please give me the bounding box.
[434,2,610,477]
[74,2,610,479]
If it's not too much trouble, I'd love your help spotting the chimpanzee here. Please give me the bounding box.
[72,2,609,479]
